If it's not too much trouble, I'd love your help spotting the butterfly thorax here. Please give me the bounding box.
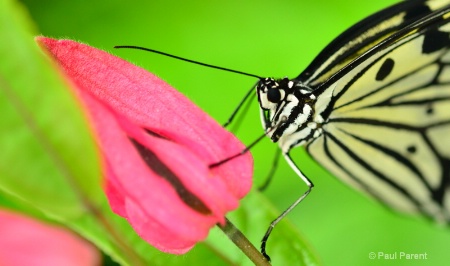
[256,77,329,153]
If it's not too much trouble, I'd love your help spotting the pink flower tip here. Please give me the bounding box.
[0,209,100,266]
[36,37,253,254]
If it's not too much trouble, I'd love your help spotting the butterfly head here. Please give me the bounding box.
[256,77,320,150]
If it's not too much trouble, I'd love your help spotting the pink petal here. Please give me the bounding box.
[0,209,100,266]
[36,37,253,254]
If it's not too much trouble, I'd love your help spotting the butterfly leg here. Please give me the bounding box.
[223,85,257,127]
[258,148,282,191]
[260,152,314,261]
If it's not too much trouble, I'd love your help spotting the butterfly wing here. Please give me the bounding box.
[303,2,450,221]
[300,0,447,87]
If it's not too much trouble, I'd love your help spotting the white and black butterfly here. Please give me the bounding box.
[116,0,450,261]
[256,0,450,258]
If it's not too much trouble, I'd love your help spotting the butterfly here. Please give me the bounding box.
[115,0,450,261]
[256,0,450,259]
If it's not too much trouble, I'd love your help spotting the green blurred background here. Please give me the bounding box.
[18,0,450,265]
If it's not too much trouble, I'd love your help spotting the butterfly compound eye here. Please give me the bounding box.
[267,87,282,103]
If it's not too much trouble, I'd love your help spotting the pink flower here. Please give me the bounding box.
[0,208,100,266]
[36,37,253,254]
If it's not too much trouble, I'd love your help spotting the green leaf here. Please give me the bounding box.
[0,1,140,265]
[0,0,103,219]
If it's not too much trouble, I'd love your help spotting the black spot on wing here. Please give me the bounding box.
[376,58,395,81]
[407,145,416,154]
[403,4,431,21]
[426,105,434,115]
[422,30,450,54]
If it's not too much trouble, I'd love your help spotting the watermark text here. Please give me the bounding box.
[369,251,428,260]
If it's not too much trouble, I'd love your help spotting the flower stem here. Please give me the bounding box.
[218,217,271,266]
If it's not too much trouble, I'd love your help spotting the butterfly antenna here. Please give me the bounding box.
[209,130,267,168]
[114,45,263,79]
[209,120,283,168]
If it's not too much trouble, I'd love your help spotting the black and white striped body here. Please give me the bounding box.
[256,0,450,224]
